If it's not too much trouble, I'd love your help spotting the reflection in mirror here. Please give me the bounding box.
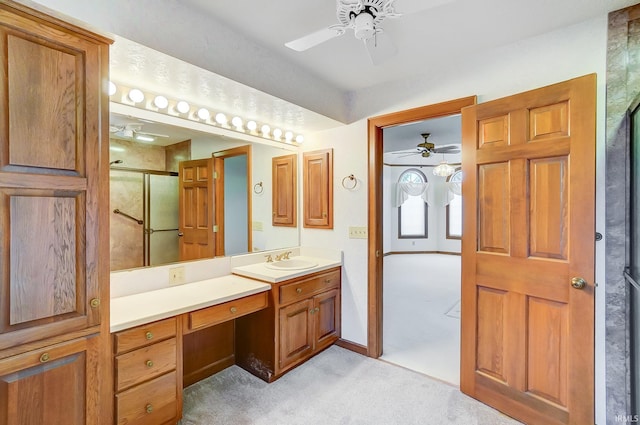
[109,112,299,271]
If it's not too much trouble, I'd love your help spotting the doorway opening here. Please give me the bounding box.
[366,97,476,367]
[380,114,463,384]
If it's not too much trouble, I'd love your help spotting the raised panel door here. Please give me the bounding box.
[313,289,340,351]
[272,154,297,227]
[279,298,313,370]
[303,149,333,229]
[179,159,214,261]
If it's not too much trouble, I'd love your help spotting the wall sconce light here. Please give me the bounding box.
[128,88,145,104]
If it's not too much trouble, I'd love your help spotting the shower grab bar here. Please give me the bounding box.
[113,209,143,225]
[145,228,179,234]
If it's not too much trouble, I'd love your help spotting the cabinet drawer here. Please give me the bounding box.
[279,270,340,305]
[116,371,178,425]
[187,291,268,332]
[115,338,177,392]
[114,317,177,355]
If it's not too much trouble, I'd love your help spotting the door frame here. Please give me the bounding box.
[367,96,476,357]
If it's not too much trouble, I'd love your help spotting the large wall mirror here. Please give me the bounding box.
[109,110,299,271]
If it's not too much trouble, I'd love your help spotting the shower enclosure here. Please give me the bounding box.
[110,166,179,271]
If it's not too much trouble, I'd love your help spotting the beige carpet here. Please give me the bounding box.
[180,346,521,425]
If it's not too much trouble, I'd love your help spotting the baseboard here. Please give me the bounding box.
[383,251,461,256]
[335,339,368,356]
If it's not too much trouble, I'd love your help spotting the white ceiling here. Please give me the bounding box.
[178,0,637,93]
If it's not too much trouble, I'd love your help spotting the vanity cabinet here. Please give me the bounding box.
[0,1,112,423]
[236,267,341,382]
[272,154,297,227]
[303,149,333,229]
[113,317,182,425]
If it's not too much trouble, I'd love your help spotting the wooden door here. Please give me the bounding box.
[279,299,314,369]
[179,159,215,261]
[272,154,297,227]
[303,149,333,228]
[0,336,100,425]
[314,289,341,351]
[460,75,596,425]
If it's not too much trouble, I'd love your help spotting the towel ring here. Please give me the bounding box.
[341,174,357,190]
[253,182,264,194]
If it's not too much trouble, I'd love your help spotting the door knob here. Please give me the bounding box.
[571,277,587,289]
[178,232,184,237]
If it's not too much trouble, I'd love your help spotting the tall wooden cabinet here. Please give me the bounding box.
[0,2,111,423]
[303,149,333,229]
[272,154,297,227]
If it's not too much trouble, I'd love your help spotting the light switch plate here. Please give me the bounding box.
[252,221,263,231]
[169,266,185,285]
[349,226,368,239]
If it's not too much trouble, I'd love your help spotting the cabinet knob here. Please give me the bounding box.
[230,307,237,314]
[296,288,302,294]
[145,404,153,414]
[145,331,153,340]
[146,360,154,368]
[90,298,100,308]
[309,309,314,315]
[324,279,331,284]
[315,307,319,313]
[39,353,50,363]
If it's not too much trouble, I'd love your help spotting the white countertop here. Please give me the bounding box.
[110,274,271,332]
[231,256,342,283]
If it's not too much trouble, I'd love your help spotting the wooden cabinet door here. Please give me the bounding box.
[272,154,297,227]
[460,75,596,425]
[279,298,314,370]
[303,149,333,228]
[0,336,100,425]
[179,159,215,261]
[0,3,109,351]
[313,289,340,352]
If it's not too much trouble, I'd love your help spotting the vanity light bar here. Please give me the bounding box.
[109,82,304,145]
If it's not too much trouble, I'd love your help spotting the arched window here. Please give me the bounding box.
[397,168,428,238]
[446,169,462,239]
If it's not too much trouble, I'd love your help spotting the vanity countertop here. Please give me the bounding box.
[110,274,271,332]
[231,255,342,283]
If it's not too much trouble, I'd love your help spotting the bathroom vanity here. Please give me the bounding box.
[110,250,341,424]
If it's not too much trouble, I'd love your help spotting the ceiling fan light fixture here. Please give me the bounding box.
[354,12,375,40]
[433,161,455,177]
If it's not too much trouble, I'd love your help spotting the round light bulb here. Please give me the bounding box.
[273,128,283,139]
[261,124,271,136]
[284,131,293,142]
[295,135,305,144]
[176,101,190,114]
[153,95,169,109]
[231,116,243,130]
[197,108,211,120]
[247,121,257,131]
[108,81,117,96]
[215,113,227,125]
[128,88,144,103]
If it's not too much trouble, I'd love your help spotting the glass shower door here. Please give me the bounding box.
[145,173,179,266]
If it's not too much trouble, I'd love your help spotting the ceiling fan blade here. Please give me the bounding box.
[396,0,455,15]
[137,131,169,138]
[433,146,460,153]
[364,31,397,65]
[285,26,345,52]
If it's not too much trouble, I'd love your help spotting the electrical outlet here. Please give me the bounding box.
[349,226,368,239]
[169,266,185,285]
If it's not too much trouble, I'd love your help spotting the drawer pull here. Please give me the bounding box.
[90,298,100,308]
[145,331,153,340]
[324,279,331,283]
[309,309,315,315]
[146,360,154,368]
[39,353,50,363]
[296,288,302,294]
[145,404,153,414]
[230,307,237,314]
[315,307,320,313]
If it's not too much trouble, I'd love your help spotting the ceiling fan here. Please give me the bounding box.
[109,123,169,141]
[395,133,461,158]
[284,0,447,65]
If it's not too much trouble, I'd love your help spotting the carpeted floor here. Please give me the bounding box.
[180,345,521,425]
[382,254,461,385]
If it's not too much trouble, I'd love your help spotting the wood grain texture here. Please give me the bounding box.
[115,371,178,425]
[185,291,267,332]
[272,154,297,227]
[179,158,214,261]
[460,75,596,424]
[115,337,177,392]
[114,317,177,355]
[314,288,340,352]
[279,298,314,369]
[303,149,333,229]
[182,321,234,388]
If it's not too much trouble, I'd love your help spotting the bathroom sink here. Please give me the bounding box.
[265,259,318,270]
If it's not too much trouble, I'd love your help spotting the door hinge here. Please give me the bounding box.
[376,250,380,258]
[213,171,218,179]
[213,225,219,233]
